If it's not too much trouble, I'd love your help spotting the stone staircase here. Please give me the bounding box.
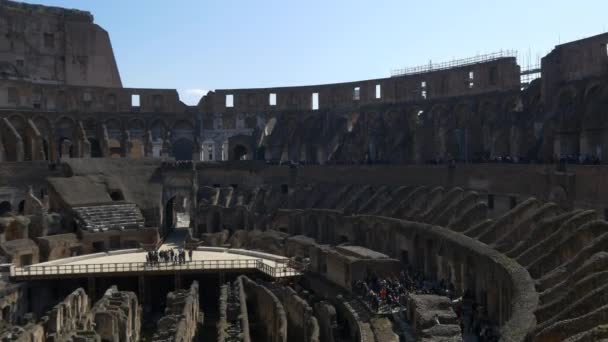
[72,203,145,231]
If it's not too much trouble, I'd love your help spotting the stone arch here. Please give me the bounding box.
[173,138,194,161]
[172,120,195,140]
[33,116,52,160]
[232,144,248,161]
[55,116,76,158]
[555,87,581,157]
[581,83,608,160]
[209,210,222,233]
[149,119,168,157]
[0,201,11,216]
[105,118,123,158]
[127,118,146,158]
[428,104,451,162]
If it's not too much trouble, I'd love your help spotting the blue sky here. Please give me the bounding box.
[24,0,608,104]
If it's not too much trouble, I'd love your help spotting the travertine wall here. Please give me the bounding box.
[90,286,141,342]
[240,276,287,342]
[269,285,319,342]
[151,281,202,342]
[0,0,122,88]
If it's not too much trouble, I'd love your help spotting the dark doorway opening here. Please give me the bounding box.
[233,145,248,160]
[0,202,11,216]
[89,138,103,158]
[173,138,194,161]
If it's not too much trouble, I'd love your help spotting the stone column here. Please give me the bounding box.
[144,130,153,157]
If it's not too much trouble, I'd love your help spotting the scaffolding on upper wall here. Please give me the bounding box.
[390,50,518,77]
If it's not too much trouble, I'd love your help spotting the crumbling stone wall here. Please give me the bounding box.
[42,288,93,341]
[218,278,251,342]
[240,276,287,342]
[151,281,202,342]
[0,287,95,342]
[313,301,337,342]
[262,283,319,342]
[90,286,141,342]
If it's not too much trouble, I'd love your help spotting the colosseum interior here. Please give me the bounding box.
[1,0,608,341]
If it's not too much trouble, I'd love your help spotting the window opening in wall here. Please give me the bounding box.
[353,87,361,101]
[83,92,92,103]
[131,94,140,107]
[16,59,24,68]
[510,196,517,209]
[468,71,475,80]
[420,81,427,99]
[468,81,475,89]
[312,93,319,110]
[206,143,214,161]
[109,190,124,201]
[225,94,234,108]
[487,194,494,209]
[605,43,608,56]
[281,184,289,194]
[375,84,381,99]
[269,93,277,106]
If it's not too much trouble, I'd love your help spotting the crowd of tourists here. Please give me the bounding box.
[353,269,456,313]
[145,248,193,265]
[354,268,499,341]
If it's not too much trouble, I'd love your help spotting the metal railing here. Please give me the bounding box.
[11,258,300,279]
[391,50,517,77]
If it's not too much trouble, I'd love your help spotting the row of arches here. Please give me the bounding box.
[0,115,198,162]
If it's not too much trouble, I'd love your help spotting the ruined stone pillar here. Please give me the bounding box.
[2,118,24,161]
[144,130,153,157]
[60,139,72,160]
[101,124,111,157]
[123,131,132,158]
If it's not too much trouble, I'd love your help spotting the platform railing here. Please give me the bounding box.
[11,258,300,279]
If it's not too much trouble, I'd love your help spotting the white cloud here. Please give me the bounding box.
[178,88,209,105]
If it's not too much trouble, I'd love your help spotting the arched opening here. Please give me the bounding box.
[105,119,123,158]
[58,137,74,158]
[233,145,248,160]
[2,306,10,322]
[89,138,103,158]
[164,195,191,235]
[164,197,175,235]
[17,200,24,215]
[109,190,124,201]
[256,146,266,160]
[173,138,194,161]
[55,117,76,158]
[128,119,146,158]
[41,139,50,160]
[0,202,12,216]
[210,211,221,233]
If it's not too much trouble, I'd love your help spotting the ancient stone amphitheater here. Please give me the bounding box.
[1,0,608,341]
